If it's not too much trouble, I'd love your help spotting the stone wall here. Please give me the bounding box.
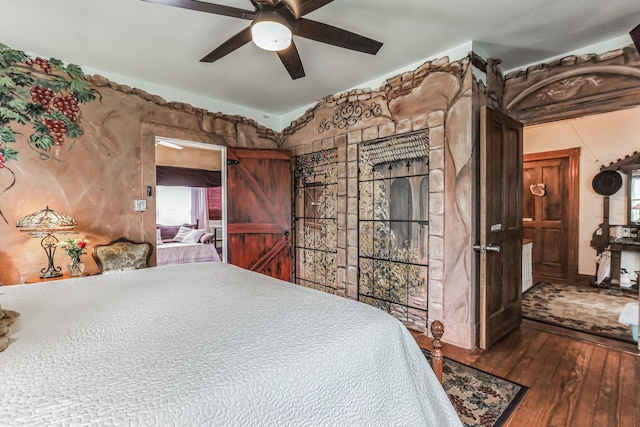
[283,55,476,348]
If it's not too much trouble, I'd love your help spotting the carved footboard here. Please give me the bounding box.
[430,320,444,383]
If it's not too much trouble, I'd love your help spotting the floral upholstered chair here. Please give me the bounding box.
[92,237,153,274]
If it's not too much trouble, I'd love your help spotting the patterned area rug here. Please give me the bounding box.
[522,282,637,343]
[422,349,527,427]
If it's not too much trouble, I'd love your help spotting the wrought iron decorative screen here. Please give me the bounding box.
[358,131,430,330]
[293,149,338,293]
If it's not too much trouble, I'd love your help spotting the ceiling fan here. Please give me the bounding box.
[142,0,383,80]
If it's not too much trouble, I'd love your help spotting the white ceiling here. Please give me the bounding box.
[1,0,639,129]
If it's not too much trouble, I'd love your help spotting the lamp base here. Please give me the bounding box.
[40,269,63,279]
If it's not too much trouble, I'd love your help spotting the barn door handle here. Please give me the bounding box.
[284,227,290,244]
[486,244,501,253]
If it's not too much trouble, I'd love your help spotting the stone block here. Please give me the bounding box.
[347,130,362,145]
[347,213,358,230]
[347,197,358,214]
[427,111,445,128]
[337,248,346,266]
[429,192,444,215]
[379,122,396,138]
[429,260,444,281]
[337,161,347,179]
[348,229,358,247]
[348,178,358,197]
[396,118,412,134]
[429,214,444,236]
[429,236,444,260]
[363,126,379,141]
[429,125,445,149]
[347,144,358,162]
[412,114,429,131]
[347,161,358,178]
[430,147,444,169]
[429,169,444,192]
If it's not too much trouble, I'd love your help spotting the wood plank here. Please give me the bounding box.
[507,334,572,426]
[560,344,607,426]
[616,351,639,427]
[593,350,621,427]
[546,340,593,426]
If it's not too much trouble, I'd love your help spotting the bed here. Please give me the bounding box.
[0,262,461,426]
[156,241,221,265]
[156,223,221,266]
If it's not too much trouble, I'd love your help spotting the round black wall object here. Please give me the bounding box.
[592,170,622,195]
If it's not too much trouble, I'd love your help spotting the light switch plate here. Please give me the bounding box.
[134,199,147,212]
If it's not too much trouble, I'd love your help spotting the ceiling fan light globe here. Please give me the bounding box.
[251,20,292,51]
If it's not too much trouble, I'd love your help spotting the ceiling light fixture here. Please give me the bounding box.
[251,18,292,52]
[156,139,184,150]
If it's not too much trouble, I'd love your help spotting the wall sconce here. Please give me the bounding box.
[16,206,76,279]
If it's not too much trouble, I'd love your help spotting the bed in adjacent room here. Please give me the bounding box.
[156,224,220,265]
[0,262,461,426]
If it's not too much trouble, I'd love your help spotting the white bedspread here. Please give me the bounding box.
[0,263,461,426]
[156,242,221,265]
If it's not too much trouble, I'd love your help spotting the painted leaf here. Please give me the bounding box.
[0,126,16,142]
[66,123,82,139]
[0,76,13,87]
[65,64,85,81]
[7,71,34,87]
[0,107,22,122]
[30,133,53,150]
[7,98,27,112]
[1,145,18,161]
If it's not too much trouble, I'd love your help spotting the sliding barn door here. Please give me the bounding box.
[226,147,292,281]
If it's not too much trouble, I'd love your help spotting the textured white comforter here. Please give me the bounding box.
[0,263,461,426]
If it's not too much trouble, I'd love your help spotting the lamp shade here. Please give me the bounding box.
[251,19,292,51]
[16,206,76,234]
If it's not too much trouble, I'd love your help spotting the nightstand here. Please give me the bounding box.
[24,273,89,284]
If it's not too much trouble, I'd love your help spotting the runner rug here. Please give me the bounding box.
[422,349,527,427]
[522,282,637,343]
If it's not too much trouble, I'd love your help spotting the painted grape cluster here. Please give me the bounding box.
[0,43,97,168]
[25,57,53,74]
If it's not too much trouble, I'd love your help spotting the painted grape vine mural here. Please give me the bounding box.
[0,43,97,223]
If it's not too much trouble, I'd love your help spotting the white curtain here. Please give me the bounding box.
[191,187,210,231]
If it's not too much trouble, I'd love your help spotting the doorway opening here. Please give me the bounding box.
[521,109,640,349]
[154,137,227,264]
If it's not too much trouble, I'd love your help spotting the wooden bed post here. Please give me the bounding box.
[430,320,444,383]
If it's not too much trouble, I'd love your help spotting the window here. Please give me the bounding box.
[293,149,338,293]
[156,186,192,225]
[358,131,430,330]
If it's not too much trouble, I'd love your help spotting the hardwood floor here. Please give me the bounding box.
[411,322,640,427]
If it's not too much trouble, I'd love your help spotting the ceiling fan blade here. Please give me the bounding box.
[295,18,382,55]
[200,27,252,63]
[277,41,305,80]
[142,0,256,20]
[283,0,334,19]
[631,24,640,53]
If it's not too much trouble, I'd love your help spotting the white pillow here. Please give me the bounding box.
[182,229,207,244]
[173,226,195,242]
[156,229,163,245]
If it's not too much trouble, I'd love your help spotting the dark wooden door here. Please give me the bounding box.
[226,147,292,281]
[523,148,579,284]
[479,106,523,349]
